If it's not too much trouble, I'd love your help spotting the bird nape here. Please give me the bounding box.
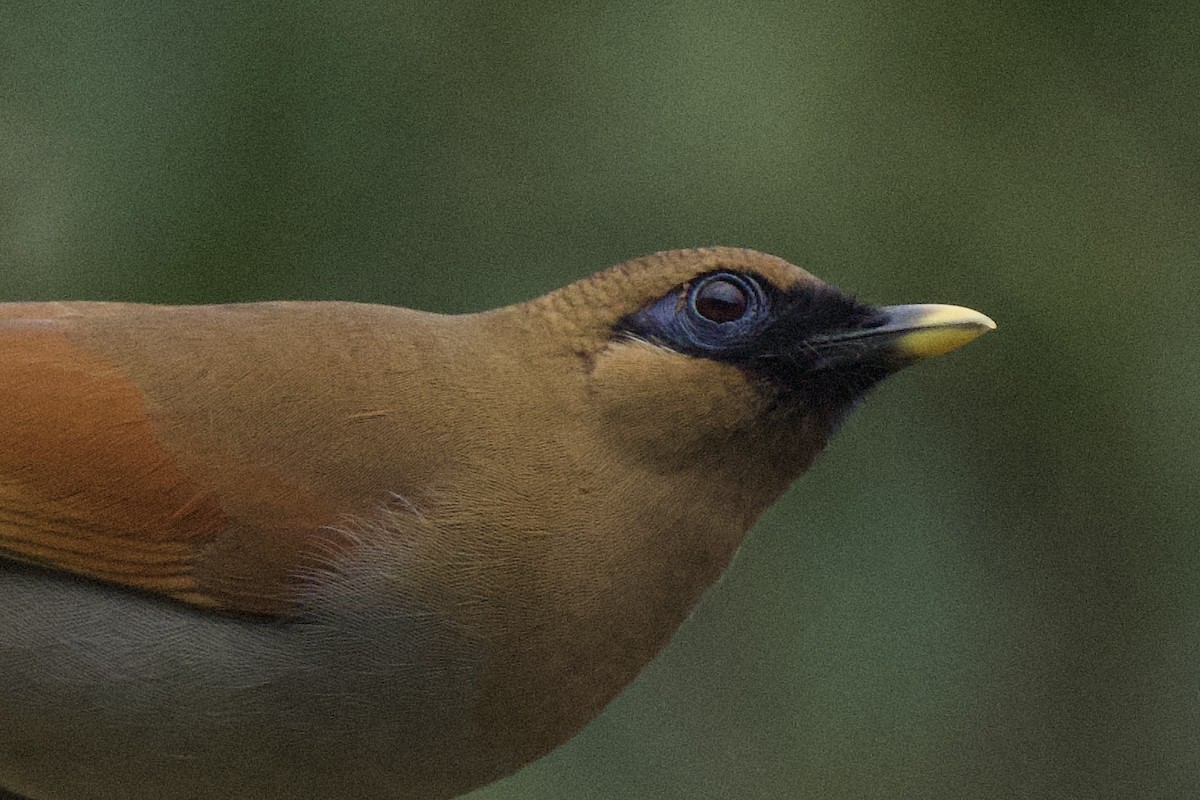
[0,248,993,800]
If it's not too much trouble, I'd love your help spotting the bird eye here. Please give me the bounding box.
[692,277,749,323]
[617,270,769,356]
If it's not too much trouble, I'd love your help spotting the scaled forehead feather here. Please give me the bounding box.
[592,247,817,300]
[525,248,821,339]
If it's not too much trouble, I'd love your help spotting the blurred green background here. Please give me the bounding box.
[3,2,1197,798]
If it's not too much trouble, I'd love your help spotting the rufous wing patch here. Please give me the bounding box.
[0,323,229,607]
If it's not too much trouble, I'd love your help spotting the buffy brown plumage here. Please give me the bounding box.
[0,248,993,799]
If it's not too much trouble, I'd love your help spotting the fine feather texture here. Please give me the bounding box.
[0,248,991,800]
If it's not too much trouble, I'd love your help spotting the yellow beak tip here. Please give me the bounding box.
[885,304,996,360]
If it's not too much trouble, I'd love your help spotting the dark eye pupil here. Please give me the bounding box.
[694,278,749,323]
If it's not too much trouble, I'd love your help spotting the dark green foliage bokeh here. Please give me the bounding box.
[3,3,1197,798]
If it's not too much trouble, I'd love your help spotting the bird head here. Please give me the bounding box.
[509,247,993,499]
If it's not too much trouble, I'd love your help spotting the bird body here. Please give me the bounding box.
[0,248,993,799]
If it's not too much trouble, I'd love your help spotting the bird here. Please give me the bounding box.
[0,247,993,800]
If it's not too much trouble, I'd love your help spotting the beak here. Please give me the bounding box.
[805,303,996,369]
[867,304,996,361]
